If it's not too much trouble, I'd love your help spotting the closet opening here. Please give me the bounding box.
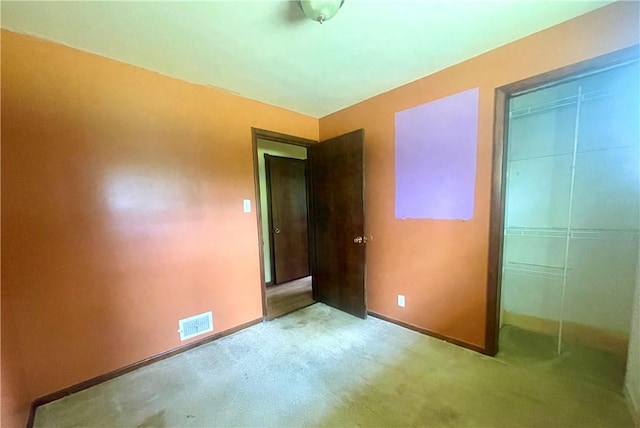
[487,47,639,390]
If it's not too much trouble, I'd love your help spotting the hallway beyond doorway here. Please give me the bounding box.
[266,276,314,320]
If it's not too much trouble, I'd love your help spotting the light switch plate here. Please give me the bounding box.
[243,199,251,213]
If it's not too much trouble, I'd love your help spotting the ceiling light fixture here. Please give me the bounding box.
[299,0,345,24]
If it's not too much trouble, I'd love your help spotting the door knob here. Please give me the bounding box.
[353,236,372,244]
[274,228,281,234]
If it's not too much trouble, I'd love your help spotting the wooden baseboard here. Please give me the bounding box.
[26,317,263,428]
[26,404,37,428]
[502,311,628,356]
[367,311,486,354]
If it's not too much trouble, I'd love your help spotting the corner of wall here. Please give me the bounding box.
[1,305,33,428]
[624,240,640,426]
[624,384,640,428]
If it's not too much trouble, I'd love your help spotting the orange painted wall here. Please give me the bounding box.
[319,1,640,349]
[1,29,317,426]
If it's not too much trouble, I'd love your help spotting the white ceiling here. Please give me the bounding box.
[1,1,612,118]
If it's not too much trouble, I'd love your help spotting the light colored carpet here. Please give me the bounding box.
[35,303,634,427]
[497,324,627,393]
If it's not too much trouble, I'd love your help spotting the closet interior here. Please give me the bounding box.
[499,60,639,388]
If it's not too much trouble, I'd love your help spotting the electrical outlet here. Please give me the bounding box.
[243,199,251,213]
[397,294,405,308]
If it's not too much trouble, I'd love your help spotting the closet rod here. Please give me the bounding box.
[510,89,612,119]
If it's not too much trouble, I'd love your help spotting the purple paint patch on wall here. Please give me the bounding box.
[395,87,479,220]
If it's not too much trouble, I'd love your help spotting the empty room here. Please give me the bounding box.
[2,1,639,427]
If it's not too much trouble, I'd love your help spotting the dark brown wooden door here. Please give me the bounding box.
[309,129,366,319]
[265,155,310,284]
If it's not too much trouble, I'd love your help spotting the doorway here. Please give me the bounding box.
[488,49,639,389]
[255,135,314,319]
[252,128,367,321]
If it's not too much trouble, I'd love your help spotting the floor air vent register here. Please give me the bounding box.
[178,311,213,341]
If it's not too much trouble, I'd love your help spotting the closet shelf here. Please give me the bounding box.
[507,143,637,163]
[503,261,565,279]
[505,227,640,241]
